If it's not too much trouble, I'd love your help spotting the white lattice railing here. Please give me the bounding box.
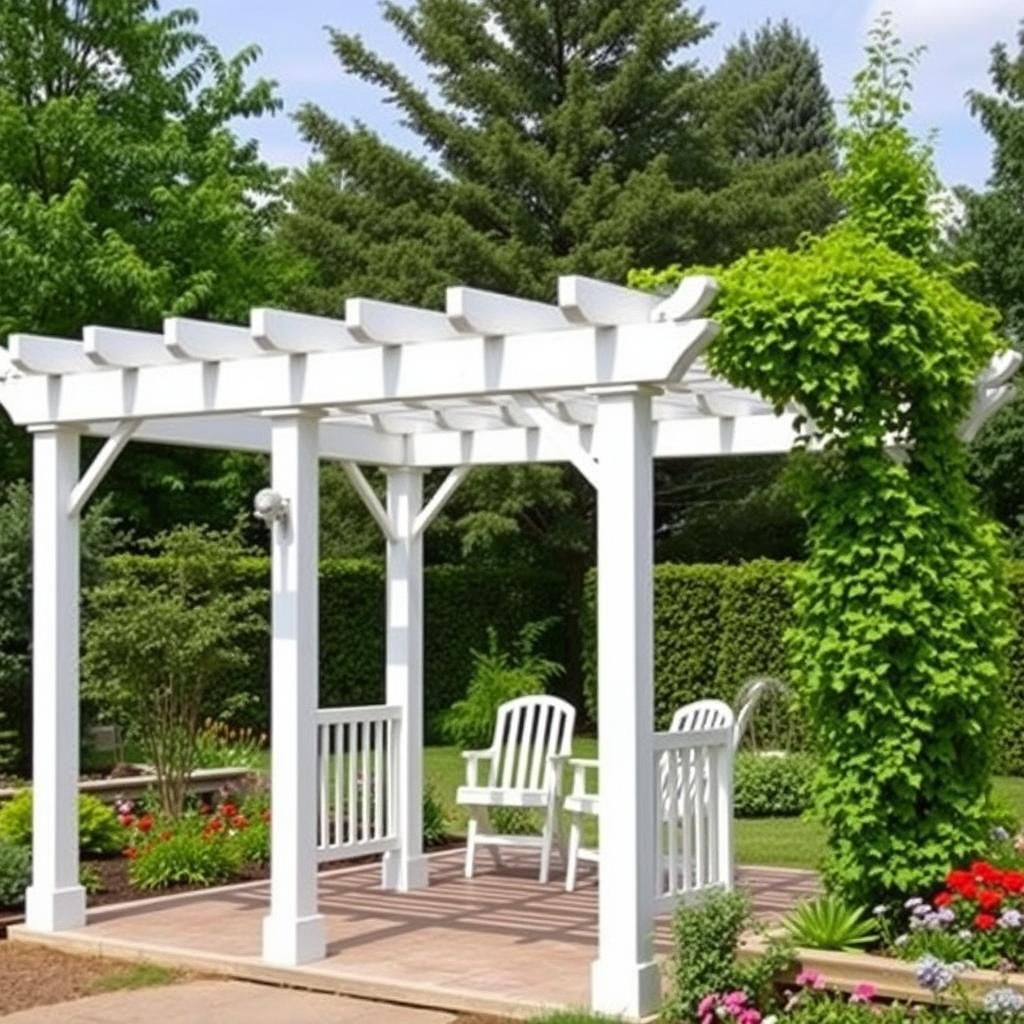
[653,724,734,913]
[316,704,402,862]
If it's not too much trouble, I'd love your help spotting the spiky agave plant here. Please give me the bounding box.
[784,894,880,952]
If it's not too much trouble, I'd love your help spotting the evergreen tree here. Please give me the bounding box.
[283,0,838,313]
[712,19,835,162]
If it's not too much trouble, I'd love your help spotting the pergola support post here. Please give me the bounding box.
[381,467,429,891]
[261,411,326,965]
[25,426,86,933]
[590,386,660,1019]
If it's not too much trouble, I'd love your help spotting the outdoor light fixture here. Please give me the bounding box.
[253,487,289,526]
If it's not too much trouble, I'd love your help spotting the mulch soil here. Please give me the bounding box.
[0,942,179,1016]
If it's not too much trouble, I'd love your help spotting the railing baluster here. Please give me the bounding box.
[361,717,371,841]
[373,717,383,840]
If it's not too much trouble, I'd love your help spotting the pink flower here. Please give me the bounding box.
[795,968,826,990]
[850,982,876,1004]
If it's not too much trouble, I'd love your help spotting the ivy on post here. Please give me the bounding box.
[633,17,1015,903]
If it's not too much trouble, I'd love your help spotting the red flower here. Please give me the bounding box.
[198,803,212,816]
[1005,871,1024,893]
[934,891,955,908]
[976,912,998,931]
[219,803,238,819]
[118,813,134,828]
[137,814,154,834]
[973,861,1004,887]
[231,815,248,830]
[979,889,1003,912]
[205,817,223,834]
[123,846,138,860]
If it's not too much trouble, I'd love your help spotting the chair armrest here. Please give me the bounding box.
[461,748,494,787]
[568,758,599,796]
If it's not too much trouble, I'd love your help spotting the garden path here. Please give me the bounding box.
[0,979,458,1023]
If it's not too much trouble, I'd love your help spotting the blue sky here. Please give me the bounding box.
[184,0,1022,189]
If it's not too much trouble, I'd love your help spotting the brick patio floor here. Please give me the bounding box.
[10,849,819,1018]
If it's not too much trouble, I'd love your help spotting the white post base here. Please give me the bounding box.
[24,884,86,933]
[261,913,327,966]
[590,958,662,1020]
[381,851,430,891]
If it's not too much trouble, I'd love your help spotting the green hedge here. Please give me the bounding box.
[99,556,564,742]
[583,560,798,739]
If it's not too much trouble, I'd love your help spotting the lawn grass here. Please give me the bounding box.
[425,741,1024,872]
[89,963,180,993]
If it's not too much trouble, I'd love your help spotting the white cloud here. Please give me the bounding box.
[865,0,1019,45]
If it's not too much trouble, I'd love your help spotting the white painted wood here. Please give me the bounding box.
[251,308,359,353]
[514,401,600,488]
[564,758,600,892]
[381,469,429,891]
[651,275,720,323]
[83,327,177,367]
[412,465,471,538]
[0,320,718,426]
[315,705,401,861]
[8,335,95,375]
[447,286,569,335]
[558,275,661,326]
[25,427,86,932]
[456,696,575,882]
[347,298,470,344]
[341,462,396,542]
[164,318,261,361]
[590,386,661,1020]
[262,412,326,967]
[652,724,734,913]
[67,419,139,517]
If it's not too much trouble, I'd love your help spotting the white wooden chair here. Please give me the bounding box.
[456,695,576,883]
[563,698,736,892]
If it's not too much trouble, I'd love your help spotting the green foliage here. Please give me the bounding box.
[635,22,1012,904]
[79,863,103,896]
[83,526,266,817]
[583,562,797,742]
[441,622,564,749]
[0,790,122,855]
[784,894,880,952]
[0,480,123,775]
[956,21,1024,342]
[422,783,448,848]
[192,719,267,771]
[128,829,241,890]
[0,838,30,906]
[667,889,792,1022]
[734,753,814,818]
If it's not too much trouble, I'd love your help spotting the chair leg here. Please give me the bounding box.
[539,799,557,884]
[465,811,478,879]
[565,815,581,893]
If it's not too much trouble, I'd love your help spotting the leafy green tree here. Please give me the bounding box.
[957,20,1024,342]
[0,481,123,776]
[83,526,266,816]
[0,0,288,532]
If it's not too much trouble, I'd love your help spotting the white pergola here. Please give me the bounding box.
[3,274,1017,1018]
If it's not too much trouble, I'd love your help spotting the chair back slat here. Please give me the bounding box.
[669,698,733,734]
[490,696,575,791]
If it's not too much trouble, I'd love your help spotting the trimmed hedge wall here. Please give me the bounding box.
[99,556,564,742]
[585,560,1024,773]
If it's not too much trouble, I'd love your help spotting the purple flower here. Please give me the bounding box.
[916,955,954,993]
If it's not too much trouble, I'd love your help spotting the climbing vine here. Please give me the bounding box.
[631,20,1013,902]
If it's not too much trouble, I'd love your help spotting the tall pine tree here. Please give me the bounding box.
[282,0,837,312]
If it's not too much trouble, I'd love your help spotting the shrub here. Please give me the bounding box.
[83,526,267,817]
[784,894,880,952]
[440,621,563,749]
[734,753,815,818]
[0,839,30,906]
[667,888,791,1021]
[0,790,122,855]
[423,783,447,847]
[128,828,241,889]
[193,719,267,770]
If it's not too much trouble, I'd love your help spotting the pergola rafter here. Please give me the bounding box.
[4,272,1018,1021]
